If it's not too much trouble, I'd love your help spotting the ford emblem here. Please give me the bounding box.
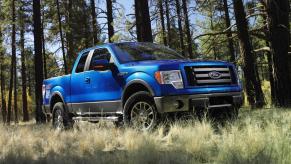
[209,71,222,79]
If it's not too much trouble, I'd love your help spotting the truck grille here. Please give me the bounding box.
[184,66,236,86]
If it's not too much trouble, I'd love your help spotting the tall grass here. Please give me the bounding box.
[0,108,290,164]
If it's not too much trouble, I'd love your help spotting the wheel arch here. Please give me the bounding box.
[122,80,155,107]
[50,92,65,114]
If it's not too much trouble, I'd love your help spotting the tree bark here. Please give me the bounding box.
[233,0,265,108]
[165,0,172,46]
[90,0,99,44]
[0,60,6,123]
[56,0,68,74]
[260,5,276,104]
[106,0,114,43]
[181,0,193,58]
[266,0,291,107]
[0,15,6,123]
[222,0,236,63]
[7,0,17,124]
[175,0,185,56]
[42,8,47,79]
[158,0,167,45]
[20,4,29,122]
[33,0,46,123]
[134,0,153,42]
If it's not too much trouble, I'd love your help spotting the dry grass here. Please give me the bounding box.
[0,108,290,164]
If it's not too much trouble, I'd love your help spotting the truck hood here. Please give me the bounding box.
[122,59,233,71]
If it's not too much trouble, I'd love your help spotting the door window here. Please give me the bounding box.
[89,48,111,70]
[75,52,89,73]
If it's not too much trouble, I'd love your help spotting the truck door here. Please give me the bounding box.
[70,51,92,110]
[82,48,123,113]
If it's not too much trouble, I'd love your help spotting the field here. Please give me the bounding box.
[0,108,290,164]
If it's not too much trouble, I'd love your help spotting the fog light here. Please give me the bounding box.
[173,100,184,109]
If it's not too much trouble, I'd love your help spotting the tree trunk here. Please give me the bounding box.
[0,21,6,123]
[266,0,291,107]
[260,6,276,104]
[106,0,114,43]
[134,0,153,42]
[175,0,185,56]
[90,0,99,44]
[181,0,193,58]
[222,0,236,63]
[42,8,47,79]
[7,0,17,124]
[158,0,167,45]
[0,61,6,123]
[12,0,18,124]
[56,0,68,74]
[233,0,265,108]
[20,4,29,122]
[165,0,172,47]
[65,0,74,70]
[210,14,218,60]
[33,0,46,123]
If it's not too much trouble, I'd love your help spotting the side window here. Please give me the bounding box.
[89,48,111,70]
[75,52,89,73]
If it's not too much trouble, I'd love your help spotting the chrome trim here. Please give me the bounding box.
[73,116,119,122]
[196,79,232,84]
[70,100,121,105]
[193,67,230,72]
[208,104,232,109]
[195,73,230,78]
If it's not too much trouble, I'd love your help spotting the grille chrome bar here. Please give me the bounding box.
[196,79,232,84]
[195,73,231,78]
[193,67,230,72]
[185,65,235,86]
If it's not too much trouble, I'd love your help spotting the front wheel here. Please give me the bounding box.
[123,91,158,131]
[52,102,73,130]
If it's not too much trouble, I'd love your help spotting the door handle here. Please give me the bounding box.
[84,77,90,84]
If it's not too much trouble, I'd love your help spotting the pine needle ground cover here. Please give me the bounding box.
[0,109,290,164]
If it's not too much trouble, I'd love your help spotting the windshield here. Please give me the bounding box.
[113,42,185,63]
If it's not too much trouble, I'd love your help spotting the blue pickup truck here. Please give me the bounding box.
[42,42,243,130]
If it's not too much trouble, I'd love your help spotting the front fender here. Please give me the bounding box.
[50,86,67,104]
[125,72,161,97]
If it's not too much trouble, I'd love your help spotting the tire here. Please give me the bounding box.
[52,102,73,130]
[123,91,158,131]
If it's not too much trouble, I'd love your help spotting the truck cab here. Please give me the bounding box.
[43,42,243,130]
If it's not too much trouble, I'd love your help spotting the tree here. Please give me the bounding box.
[0,0,6,123]
[33,0,46,123]
[233,0,265,108]
[181,0,193,58]
[175,0,185,56]
[158,0,167,45]
[106,0,114,43]
[56,0,68,74]
[134,0,153,42]
[42,6,48,79]
[19,1,29,122]
[90,0,99,44]
[222,0,236,63]
[7,0,16,124]
[265,0,291,107]
[165,0,172,46]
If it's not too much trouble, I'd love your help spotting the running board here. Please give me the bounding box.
[73,116,119,122]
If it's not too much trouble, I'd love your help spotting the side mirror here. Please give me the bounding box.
[92,59,110,71]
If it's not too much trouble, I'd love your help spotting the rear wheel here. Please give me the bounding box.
[123,91,158,131]
[52,102,73,130]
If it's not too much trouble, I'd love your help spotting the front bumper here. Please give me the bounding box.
[154,92,243,113]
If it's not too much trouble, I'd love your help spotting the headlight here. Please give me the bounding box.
[155,70,184,89]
